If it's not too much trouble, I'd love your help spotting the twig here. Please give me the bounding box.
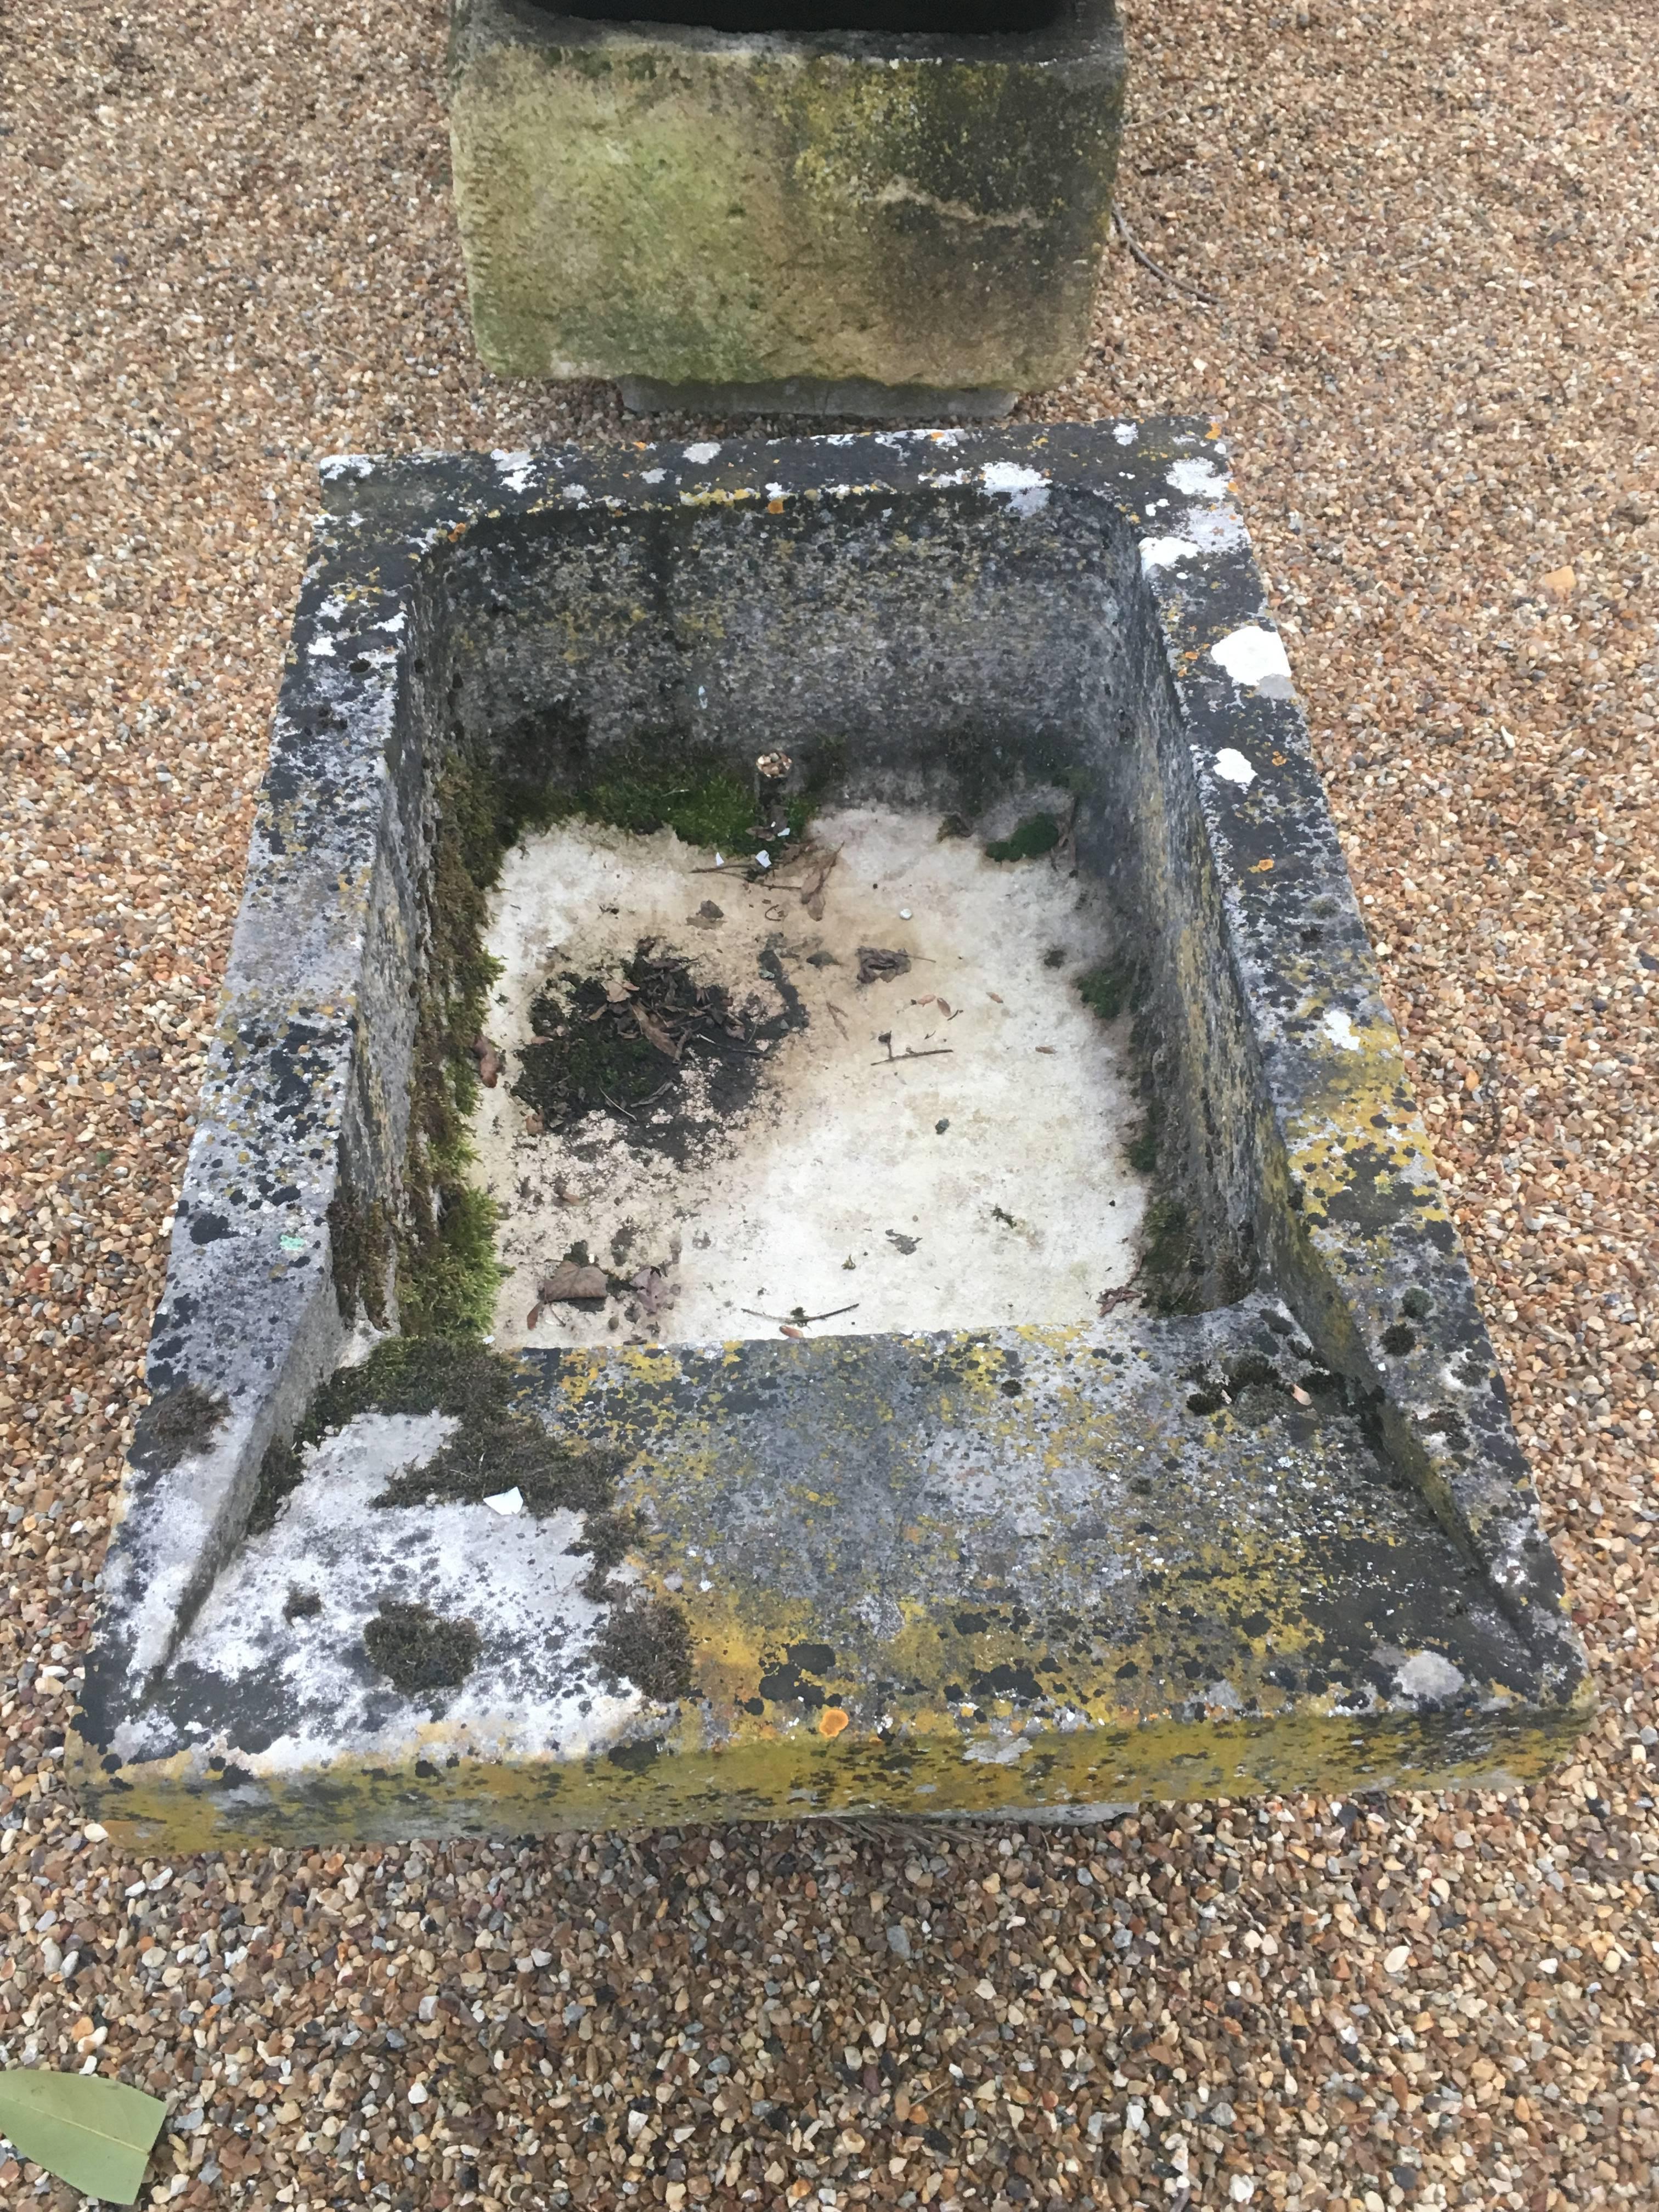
[1097,1260,1145,1317]
[740,1302,861,1326]
[871,1047,953,1066]
[1113,205,1219,307]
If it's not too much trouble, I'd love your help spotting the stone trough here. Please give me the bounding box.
[448,0,1125,414]
[72,423,1588,1846]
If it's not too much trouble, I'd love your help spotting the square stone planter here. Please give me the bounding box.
[448,0,1126,414]
[72,423,1588,1847]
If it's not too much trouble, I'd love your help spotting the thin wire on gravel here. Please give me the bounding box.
[1,2,1656,2208]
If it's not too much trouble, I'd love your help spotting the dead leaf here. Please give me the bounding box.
[936,996,952,1018]
[478,1049,501,1087]
[1539,564,1576,603]
[857,946,911,986]
[1035,1045,1056,1056]
[629,1266,674,1318]
[633,1005,681,1060]
[523,1110,543,1138]
[988,992,1003,1003]
[540,1261,610,1303]
[780,1324,804,1339]
[1291,1383,1312,1406]
[526,1304,543,1331]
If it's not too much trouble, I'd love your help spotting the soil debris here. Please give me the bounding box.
[511,936,805,1160]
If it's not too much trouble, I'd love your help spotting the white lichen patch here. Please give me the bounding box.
[978,460,1050,516]
[1140,535,1200,573]
[121,1412,637,1772]
[1212,748,1257,788]
[1322,1008,1362,1052]
[471,807,1149,1349]
[1394,1650,1466,1702]
[681,441,721,465]
[1210,623,1295,698]
[1167,456,1229,500]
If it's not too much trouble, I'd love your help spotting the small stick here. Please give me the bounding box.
[871,1047,953,1066]
[740,1302,861,1325]
[1113,205,1219,307]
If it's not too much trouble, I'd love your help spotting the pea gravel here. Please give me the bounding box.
[1,2,1657,2208]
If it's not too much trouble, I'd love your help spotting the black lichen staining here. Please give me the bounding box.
[984,810,1060,864]
[592,1594,695,1705]
[283,1587,322,1622]
[138,1383,230,1472]
[363,1601,481,1700]
[512,938,806,1163]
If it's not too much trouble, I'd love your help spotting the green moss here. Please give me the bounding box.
[394,753,518,1344]
[592,1594,695,1705]
[1140,1195,1204,1318]
[1126,1099,1161,1178]
[984,811,1060,864]
[363,1601,481,1701]
[326,1188,392,1329]
[552,751,812,857]
[251,1335,628,1535]
[1078,959,1133,1024]
[138,1383,229,1472]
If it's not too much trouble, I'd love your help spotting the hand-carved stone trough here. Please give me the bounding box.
[72,424,1588,1846]
[448,0,1125,415]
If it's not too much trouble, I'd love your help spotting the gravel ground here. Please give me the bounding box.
[1,2,1657,2208]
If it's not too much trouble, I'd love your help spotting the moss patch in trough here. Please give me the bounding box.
[985,810,1061,864]
[327,1187,392,1329]
[1077,957,1133,1024]
[394,755,514,1344]
[363,1601,481,1700]
[560,755,812,856]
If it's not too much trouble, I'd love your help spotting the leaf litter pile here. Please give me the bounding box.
[510,936,806,1164]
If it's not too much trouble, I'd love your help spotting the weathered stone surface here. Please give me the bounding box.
[448,0,1125,402]
[72,424,1589,1846]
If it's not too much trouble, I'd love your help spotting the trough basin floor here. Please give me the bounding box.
[473,808,1150,1348]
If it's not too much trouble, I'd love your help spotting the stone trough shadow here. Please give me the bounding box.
[72,423,1588,1845]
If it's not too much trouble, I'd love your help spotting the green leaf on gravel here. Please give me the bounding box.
[0,2068,167,2204]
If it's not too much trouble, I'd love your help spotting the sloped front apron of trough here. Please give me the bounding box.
[447,0,1125,413]
[71,424,1588,1847]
